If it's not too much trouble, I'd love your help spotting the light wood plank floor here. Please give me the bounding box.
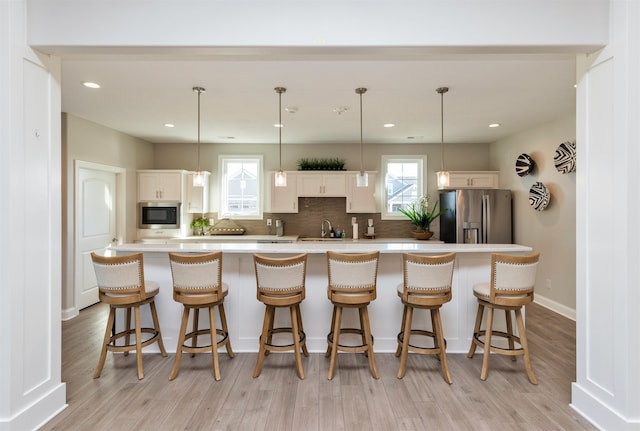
[42,302,595,430]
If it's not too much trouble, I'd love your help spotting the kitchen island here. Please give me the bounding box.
[109,240,532,353]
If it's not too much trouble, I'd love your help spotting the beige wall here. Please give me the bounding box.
[490,114,576,317]
[62,113,154,316]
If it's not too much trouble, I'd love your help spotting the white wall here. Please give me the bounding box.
[1,1,66,428]
[490,115,576,317]
[61,113,154,317]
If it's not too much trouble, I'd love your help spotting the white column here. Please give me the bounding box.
[0,0,66,429]
[573,1,640,429]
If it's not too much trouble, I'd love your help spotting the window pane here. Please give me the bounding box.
[220,157,262,219]
[381,156,425,219]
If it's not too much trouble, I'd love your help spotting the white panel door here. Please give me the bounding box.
[76,167,117,310]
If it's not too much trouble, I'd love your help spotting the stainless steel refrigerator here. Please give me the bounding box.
[439,189,512,244]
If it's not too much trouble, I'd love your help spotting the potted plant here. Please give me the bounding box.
[398,195,448,240]
[297,157,346,171]
[190,216,210,236]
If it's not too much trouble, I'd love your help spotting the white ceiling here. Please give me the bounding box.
[61,52,577,146]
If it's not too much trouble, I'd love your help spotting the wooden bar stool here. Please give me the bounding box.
[325,250,380,380]
[395,252,456,382]
[91,252,167,380]
[467,252,540,384]
[253,253,309,379]
[168,252,234,381]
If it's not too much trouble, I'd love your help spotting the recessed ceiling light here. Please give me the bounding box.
[285,107,298,114]
[383,123,395,128]
[489,123,501,128]
[82,81,100,89]
[274,123,284,128]
[164,123,175,128]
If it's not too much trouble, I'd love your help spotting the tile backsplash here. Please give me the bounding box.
[206,197,436,239]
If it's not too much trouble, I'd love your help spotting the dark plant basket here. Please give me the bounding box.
[297,157,346,171]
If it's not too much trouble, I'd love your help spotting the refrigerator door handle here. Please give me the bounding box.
[482,194,490,243]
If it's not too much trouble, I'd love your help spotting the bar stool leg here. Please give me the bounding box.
[328,305,343,380]
[397,305,413,379]
[94,307,116,378]
[295,304,309,357]
[209,305,221,381]
[134,306,144,380]
[290,306,304,379]
[467,303,484,358]
[253,305,273,378]
[505,309,516,361]
[124,307,132,357]
[170,307,190,381]
[433,308,452,384]
[191,308,200,358]
[149,301,167,356]
[515,308,538,384]
[218,303,234,358]
[480,306,494,381]
[361,305,379,379]
[325,306,337,358]
[395,305,408,357]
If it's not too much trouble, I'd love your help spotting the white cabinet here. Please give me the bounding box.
[297,173,346,197]
[346,172,377,213]
[270,172,298,213]
[185,171,210,213]
[137,170,185,201]
[440,171,499,189]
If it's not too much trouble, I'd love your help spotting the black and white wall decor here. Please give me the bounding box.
[515,153,535,177]
[554,140,576,174]
[529,181,551,211]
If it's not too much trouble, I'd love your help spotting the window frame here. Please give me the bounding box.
[218,155,263,220]
[380,155,427,220]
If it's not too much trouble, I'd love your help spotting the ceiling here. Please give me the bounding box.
[61,52,577,146]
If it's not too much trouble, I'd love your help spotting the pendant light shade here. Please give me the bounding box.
[355,87,368,187]
[274,87,287,187]
[436,86,450,188]
[192,86,206,187]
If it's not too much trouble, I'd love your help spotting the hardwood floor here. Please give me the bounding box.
[42,302,595,430]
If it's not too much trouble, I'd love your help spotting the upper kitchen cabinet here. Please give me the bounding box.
[137,170,186,202]
[346,172,377,213]
[439,171,499,189]
[297,173,346,197]
[185,171,211,213]
[269,171,298,213]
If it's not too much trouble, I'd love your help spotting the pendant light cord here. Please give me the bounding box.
[436,86,449,171]
[356,87,367,175]
[193,86,205,173]
[274,87,286,171]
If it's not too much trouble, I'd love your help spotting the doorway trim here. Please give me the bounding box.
[67,160,126,320]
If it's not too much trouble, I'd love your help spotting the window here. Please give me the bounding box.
[219,156,263,219]
[381,155,426,219]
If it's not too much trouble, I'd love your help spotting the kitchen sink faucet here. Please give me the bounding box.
[321,220,332,238]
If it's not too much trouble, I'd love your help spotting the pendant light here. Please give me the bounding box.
[435,86,450,188]
[274,87,287,187]
[355,87,368,187]
[192,86,206,187]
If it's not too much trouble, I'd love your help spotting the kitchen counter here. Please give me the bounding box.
[108,241,532,354]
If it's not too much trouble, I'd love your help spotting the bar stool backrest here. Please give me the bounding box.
[91,252,146,304]
[402,252,456,304]
[169,252,225,303]
[254,253,307,297]
[490,252,540,305]
[327,251,380,299]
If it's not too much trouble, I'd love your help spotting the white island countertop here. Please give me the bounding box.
[111,241,531,255]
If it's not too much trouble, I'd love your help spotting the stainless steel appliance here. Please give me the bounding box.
[138,202,181,229]
[439,189,512,244]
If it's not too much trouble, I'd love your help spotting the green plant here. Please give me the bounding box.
[297,157,345,171]
[190,217,210,229]
[398,195,447,232]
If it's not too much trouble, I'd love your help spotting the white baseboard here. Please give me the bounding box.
[61,307,78,321]
[1,383,67,431]
[533,294,576,321]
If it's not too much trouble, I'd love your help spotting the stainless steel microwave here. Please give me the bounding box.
[138,202,181,229]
